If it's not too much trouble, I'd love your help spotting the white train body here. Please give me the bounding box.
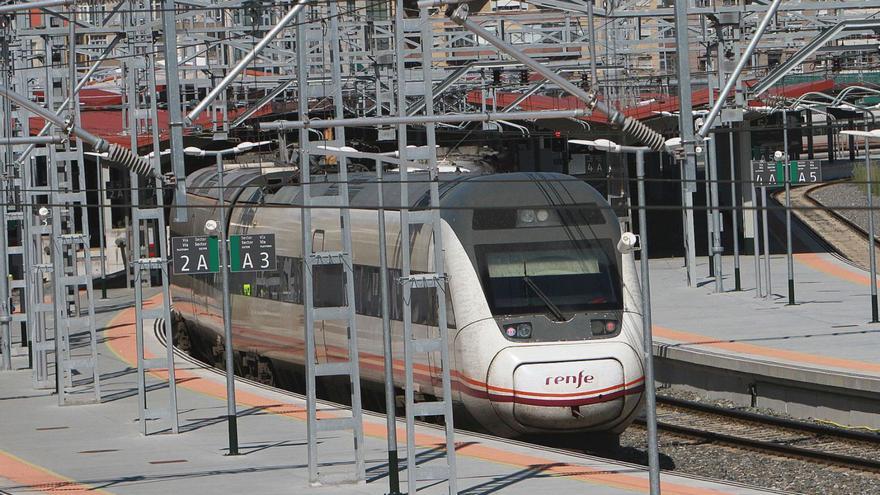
[171,169,645,437]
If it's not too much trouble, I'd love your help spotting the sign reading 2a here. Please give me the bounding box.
[171,236,220,274]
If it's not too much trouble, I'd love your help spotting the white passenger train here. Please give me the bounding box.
[170,167,646,439]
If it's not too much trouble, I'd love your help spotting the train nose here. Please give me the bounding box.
[487,344,643,431]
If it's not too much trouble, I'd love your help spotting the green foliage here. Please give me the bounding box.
[853,162,880,196]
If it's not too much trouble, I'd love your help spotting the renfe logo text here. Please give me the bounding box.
[545,370,595,388]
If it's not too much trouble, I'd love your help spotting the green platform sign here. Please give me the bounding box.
[171,236,219,274]
[230,233,277,272]
[751,159,822,188]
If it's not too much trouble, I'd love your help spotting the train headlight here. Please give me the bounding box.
[519,209,536,223]
[536,209,550,222]
[503,322,532,339]
[591,319,619,336]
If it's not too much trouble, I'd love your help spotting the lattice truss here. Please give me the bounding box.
[3,1,880,150]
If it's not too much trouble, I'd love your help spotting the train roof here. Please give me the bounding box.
[185,166,611,212]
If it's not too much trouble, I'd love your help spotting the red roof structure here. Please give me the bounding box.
[466,79,837,124]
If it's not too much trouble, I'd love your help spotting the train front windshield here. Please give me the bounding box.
[476,240,621,316]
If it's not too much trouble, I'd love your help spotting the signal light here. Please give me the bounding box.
[591,319,620,336]
[554,130,562,139]
[503,322,533,339]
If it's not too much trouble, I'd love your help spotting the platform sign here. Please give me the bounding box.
[171,236,220,274]
[751,159,822,188]
[230,233,277,272]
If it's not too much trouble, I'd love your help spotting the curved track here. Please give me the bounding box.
[157,319,880,474]
[782,182,880,269]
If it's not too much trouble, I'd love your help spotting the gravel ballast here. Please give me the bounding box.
[609,388,880,495]
[810,182,880,237]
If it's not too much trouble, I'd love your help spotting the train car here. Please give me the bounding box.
[170,167,646,439]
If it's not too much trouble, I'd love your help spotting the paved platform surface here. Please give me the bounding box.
[0,290,775,495]
[651,252,880,373]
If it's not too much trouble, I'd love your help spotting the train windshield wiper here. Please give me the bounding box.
[522,275,568,322]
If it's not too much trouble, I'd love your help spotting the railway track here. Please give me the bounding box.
[646,396,880,472]
[155,319,880,476]
[783,182,880,270]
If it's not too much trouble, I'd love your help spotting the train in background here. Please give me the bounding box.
[170,166,646,439]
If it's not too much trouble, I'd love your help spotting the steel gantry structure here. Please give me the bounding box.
[3,0,880,493]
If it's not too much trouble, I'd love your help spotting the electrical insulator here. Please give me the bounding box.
[581,72,591,89]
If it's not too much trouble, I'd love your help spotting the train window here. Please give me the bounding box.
[353,265,382,318]
[475,240,621,316]
[387,269,434,325]
[278,256,303,304]
[411,287,434,326]
[313,265,347,307]
[232,270,257,297]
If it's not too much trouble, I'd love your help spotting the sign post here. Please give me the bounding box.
[750,157,823,301]
[170,231,275,456]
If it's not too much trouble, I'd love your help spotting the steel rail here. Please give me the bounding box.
[650,396,880,471]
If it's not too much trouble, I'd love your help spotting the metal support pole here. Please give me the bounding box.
[0,136,63,145]
[97,157,107,299]
[783,109,795,305]
[729,127,741,291]
[761,186,772,298]
[707,87,723,291]
[697,0,784,137]
[586,0,599,90]
[636,150,661,495]
[0,31,11,371]
[214,153,239,455]
[673,0,696,287]
[162,0,188,223]
[864,130,879,322]
[185,0,309,123]
[705,147,714,279]
[750,160,762,297]
[377,161,401,495]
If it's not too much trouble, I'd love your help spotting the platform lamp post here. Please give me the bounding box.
[841,129,880,323]
[570,138,661,495]
[183,141,265,455]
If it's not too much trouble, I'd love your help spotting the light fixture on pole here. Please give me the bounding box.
[181,142,268,456]
[569,138,661,493]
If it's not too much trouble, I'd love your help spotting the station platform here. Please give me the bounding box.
[650,251,880,428]
[0,290,775,495]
